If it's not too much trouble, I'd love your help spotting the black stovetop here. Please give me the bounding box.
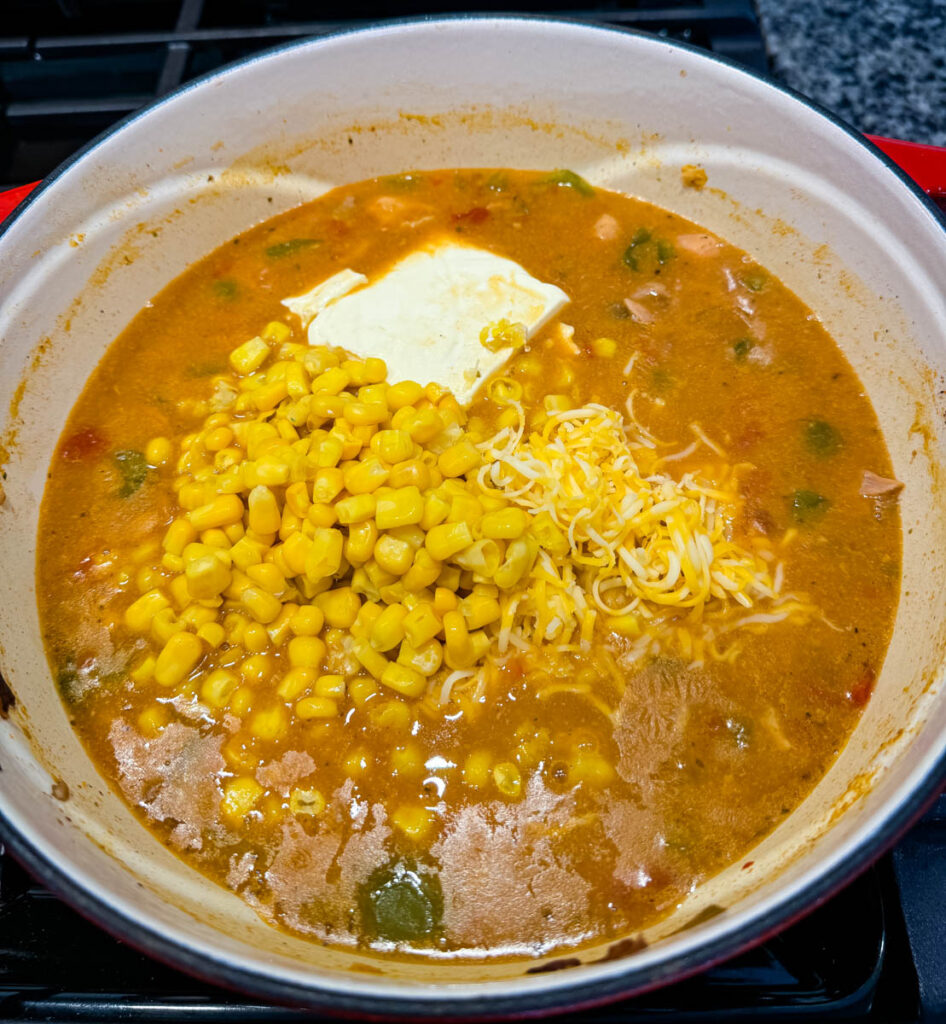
[1,2,944,1020]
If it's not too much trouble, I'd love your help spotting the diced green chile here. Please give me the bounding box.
[790,489,829,524]
[542,169,595,197]
[741,271,767,292]
[485,171,509,192]
[732,337,754,362]
[212,279,239,301]
[114,449,148,497]
[623,228,675,274]
[359,862,442,943]
[265,238,321,259]
[803,419,842,458]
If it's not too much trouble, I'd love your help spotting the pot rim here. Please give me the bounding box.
[1,14,944,1018]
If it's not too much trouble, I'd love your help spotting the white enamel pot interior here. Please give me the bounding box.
[1,17,945,1018]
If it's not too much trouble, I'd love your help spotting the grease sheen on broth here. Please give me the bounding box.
[37,169,901,961]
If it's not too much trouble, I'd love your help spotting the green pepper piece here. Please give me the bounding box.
[114,449,148,497]
[790,489,829,524]
[623,228,674,274]
[732,337,753,362]
[359,862,442,943]
[212,279,238,301]
[741,271,767,292]
[542,169,595,197]
[803,419,842,458]
[265,238,322,259]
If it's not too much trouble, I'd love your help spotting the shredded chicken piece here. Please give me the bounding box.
[623,297,655,324]
[860,470,904,498]
[593,213,620,241]
[676,233,723,256]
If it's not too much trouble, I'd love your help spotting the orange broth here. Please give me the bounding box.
[36,169,900,960]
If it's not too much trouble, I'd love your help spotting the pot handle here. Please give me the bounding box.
[1,136,944,222]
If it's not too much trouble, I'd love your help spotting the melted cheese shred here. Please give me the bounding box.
[477,402,814,664]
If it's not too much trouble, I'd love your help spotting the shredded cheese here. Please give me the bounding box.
[477,401,814,666]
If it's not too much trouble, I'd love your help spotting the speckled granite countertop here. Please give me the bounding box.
[756,0,946,146]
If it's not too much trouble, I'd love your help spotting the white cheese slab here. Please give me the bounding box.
[282,240,569,405]
[282,269,368,327]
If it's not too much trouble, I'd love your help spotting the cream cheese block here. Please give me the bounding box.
[281,240,569,404]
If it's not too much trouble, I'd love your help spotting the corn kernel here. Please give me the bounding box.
[461,593,501,630]
[250,704,288,741]
[241,586,283,624]
[229,336,270,375]
[315,674,346,699]
[201,667,239,708]
[372,429,414,465]
[463,750,492,788]
[246,561,285,594]
[480,507,529,540]
[425,521,473,561]
[386,380,423,410]
[125,588,170,633]
[154,631,203,687]
[348,676,378,707]
[406,408,444,444]
[438,439,480,478]
[401,602,441,647]
[188,494,244,531]
[375,485,424,530]
[443,610,474,669]
[242,621,270,653]
[262,320,291,344]
[402,549,442,591]
[315,587,361,628]
[137,704,168,737]
[591,336,618,358]
[352,638,389,680]
[239,653,274,685]
[336,493,377,525]
[305,527,343,582]
[454,538,503,577]
[289,604,324,636]
[311,467,344,504]
[145,436,172,466]
[277,666,315,700]
[129,655,156,684]
[288,635,326,669]
[398,639,443,677]
[372,534,413,576]
[391,806,434,841]
[370,603,408,652]
[229,685,255,717]
[390,741,424,777]
[222,777,263,821]
[197,621,226,648]
[185,553,231,599]
[163,518,197,556]
[289,787,326,816]
[434,587,459,616]
[380,661,426,698]
[493,762,523,799]
[295,696,338,719]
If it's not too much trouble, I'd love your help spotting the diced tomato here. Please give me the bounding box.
[61,427,106,462]
[845,666,876,707]
[451,206,490,225]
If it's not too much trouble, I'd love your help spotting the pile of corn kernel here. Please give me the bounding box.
[126,319,545,741]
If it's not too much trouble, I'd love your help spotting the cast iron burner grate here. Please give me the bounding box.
[0,2,943,1020]
[0,0,768,186]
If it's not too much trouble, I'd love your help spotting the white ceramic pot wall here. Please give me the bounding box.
[1,17,945,1017]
